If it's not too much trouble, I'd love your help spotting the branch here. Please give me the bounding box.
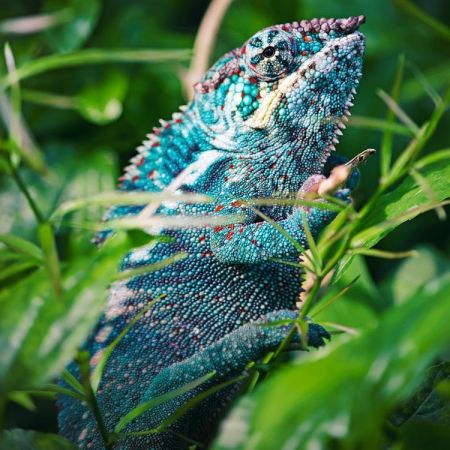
[183,0,234,100]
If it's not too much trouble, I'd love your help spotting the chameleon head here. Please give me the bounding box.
[194,16,365,188]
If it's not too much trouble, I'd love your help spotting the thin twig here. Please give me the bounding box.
[183,0,234,99]
[77,351,112,450]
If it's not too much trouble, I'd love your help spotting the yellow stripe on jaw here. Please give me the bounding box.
[245,70,303,130]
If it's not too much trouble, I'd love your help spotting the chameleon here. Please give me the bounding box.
[58,15,366,449]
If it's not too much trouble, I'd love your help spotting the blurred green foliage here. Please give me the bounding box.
[0,0,449,449]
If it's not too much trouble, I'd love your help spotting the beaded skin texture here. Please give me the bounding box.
[59,16,365,449]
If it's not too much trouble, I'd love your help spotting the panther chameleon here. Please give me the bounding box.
[59,15,366,449]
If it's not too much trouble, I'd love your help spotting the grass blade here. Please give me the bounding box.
[118,374,246,436]
[91,296,163,392]
[349,115,412,137]
[380,55,405,178]
[1,49,191,88]
[311,276,360,318]
[50,191,211,220]
[0,234,43,263]
[113,252,188,282]
[393,0,450,41]
[61,369,84,395]
[114,371,216,432]
[249,207,306,255]
[38,223,62,301]
[377,88,419,136]
[351,248,417,259]
[300,210,322,273]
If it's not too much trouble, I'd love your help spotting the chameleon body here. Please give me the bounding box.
[59,16,365,449]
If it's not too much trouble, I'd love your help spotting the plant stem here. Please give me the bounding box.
[9,160,45,223]
[38,223,63,301]
[77,352,112,450]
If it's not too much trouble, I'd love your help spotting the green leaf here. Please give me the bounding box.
[352,158,450,250]
[43,0,101,53]
[0,260,38,289]
[212,275,450,450]
[38,223,62,300]
[0,234,43,263]
[332,155,450,283]
[381,246,450,305]
[8,391,36,411]
[0,236,128,396]
[0,429,76,450]
[76,71,128,125]
[61,369,84,395]
[24,383,85,402]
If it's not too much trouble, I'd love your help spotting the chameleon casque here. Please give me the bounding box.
[59,15,366,449]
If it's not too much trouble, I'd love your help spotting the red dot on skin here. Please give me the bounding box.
[226,231,234,240]
[213,226,224,233]
[231,200,243,208]
[215,205,224,212]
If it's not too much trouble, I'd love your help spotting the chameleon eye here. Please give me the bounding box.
[245,29,294,80]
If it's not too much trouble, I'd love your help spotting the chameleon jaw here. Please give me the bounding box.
[245,31,365,131]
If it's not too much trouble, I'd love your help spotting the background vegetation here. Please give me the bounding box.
[0,0,449,449]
